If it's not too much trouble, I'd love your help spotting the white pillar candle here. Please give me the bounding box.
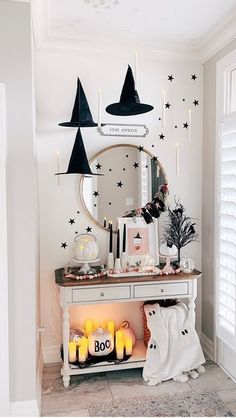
[134,49,138,90]
[78,345,86,363]
[176,142,180,177]
[116,340,124,360]
[68,341,77,363]
[98,88,102,129]
[162,90,166,130]
[125,337,133,356]
[56,150,60,185]
[188,109,192,142]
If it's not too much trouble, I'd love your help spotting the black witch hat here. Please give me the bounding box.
[55,129,101,176]
[59,78,98,128]
[134,232,142,239]
[106,65,154,116]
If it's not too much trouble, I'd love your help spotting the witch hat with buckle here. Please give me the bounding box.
[55,129,102,176]
[106,65,154,116]
[59,78,98,127]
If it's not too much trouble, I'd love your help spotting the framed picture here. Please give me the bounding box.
[117,217,159,266]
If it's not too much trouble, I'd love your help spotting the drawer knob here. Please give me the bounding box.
[160,288,164,293]
[100,292,104,297]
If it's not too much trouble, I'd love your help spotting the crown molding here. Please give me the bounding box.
[31,0,236,64]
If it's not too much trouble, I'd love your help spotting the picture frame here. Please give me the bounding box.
[117,217,159,266]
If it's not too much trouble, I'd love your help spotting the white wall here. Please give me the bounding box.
[202,38,236,342]
[36,48,203,361]
[0,0,40,410]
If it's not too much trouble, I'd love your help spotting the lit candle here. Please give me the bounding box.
[122,223,126,253]
[107,320,115,339]
[116,228,120,258]
[109,220,113,253]
[134,49,138,90]
[176,142,180,177]
[125,338,133,356]
[116,341,124,360]
[85,319,93,337]
[56,150,61,185]
[104,216,107,228]
[115,330,123,343]
[98,88,102,129]
[93,321,99,331]
[162,90,166,130]
[79,336,88,359]
[78,345,86,363]
[68,341,77,363]
[188,109,192,142]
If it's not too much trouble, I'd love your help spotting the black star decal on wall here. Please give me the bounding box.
[174,125,178,128]
[117,181,123,187]
[193,99,199,106]
[145,165,148,168]
[77,211,80,214]
[93,190,99,197]
[182,98,185,102]
[86,226,92,233]
[123,168,126,171]
[96,163,102,170]
[109,202,112,205]
[152,156,158,162]
[94,204,97,207]
[126,154,129,158]
[69,218,75,225]
[133,162,139,168]
[165,102,171,109]
[138,146,144,152]
[191,74,197,80]
[159,133,165,140]
[168,75,174,81]
[152,144,154,148]
[61,242,68,249]
[109,168,112,171]
[183,122,189,129]
[75,231,78,234]
[158,117,161,121]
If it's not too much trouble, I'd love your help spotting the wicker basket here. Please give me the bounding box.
[141,299,178,347]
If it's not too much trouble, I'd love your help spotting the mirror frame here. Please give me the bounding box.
[80,144,168,231]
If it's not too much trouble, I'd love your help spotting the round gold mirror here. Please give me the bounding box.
[80,144,167,230]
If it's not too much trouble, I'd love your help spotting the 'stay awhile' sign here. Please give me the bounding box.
[97,123,149,138]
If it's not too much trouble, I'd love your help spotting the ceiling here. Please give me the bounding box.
[33,0,236,59]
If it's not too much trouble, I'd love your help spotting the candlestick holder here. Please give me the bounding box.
[121,252,128,269]
[114,258,121,273]
[107,252,114,270]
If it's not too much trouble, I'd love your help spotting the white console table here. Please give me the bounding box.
[55,268,202,387]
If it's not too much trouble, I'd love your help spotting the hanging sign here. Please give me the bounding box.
[97,123,149,138]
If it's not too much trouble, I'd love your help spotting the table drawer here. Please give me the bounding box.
[134,282,189,298]
[72,285,131,303]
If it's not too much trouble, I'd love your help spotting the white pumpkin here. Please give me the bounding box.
[88,327,114,356]
[118,321,136,347]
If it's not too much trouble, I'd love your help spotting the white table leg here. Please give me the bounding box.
[62,307,70,387]
[187,278,197,326]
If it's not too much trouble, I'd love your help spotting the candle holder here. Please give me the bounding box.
[114,258,121,273]
[121,252,128,269]
[107,252,114,270]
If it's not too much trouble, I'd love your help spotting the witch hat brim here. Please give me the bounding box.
[106,65,154,116]
[59,78,99,127]
[55,129,103,176]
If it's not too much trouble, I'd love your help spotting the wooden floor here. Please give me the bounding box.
[41,361,236,416]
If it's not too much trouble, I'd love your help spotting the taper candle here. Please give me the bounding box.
[176,142,180,176]
[104,216,107,228]
[116,228,120,258]
[98,88,102,129]
[79,336,88,359]
[188,109,192,142]
[134,49,138,90]
[107,320,115,339]
[56,150,61,185]
[122,223,126,252]
[162,90,166,130]
[109,220,113,253]
[115,330,123,343]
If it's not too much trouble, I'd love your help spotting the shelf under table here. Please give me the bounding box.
[61,340,146,376]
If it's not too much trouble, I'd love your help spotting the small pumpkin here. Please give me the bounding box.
[118,321,136,347]
[88,327,114,356]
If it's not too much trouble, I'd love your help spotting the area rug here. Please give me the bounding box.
[88,389,233,417]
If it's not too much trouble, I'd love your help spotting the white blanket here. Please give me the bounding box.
[143,302,205,385]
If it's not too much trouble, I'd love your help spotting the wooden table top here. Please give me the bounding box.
[55,268,202,288]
